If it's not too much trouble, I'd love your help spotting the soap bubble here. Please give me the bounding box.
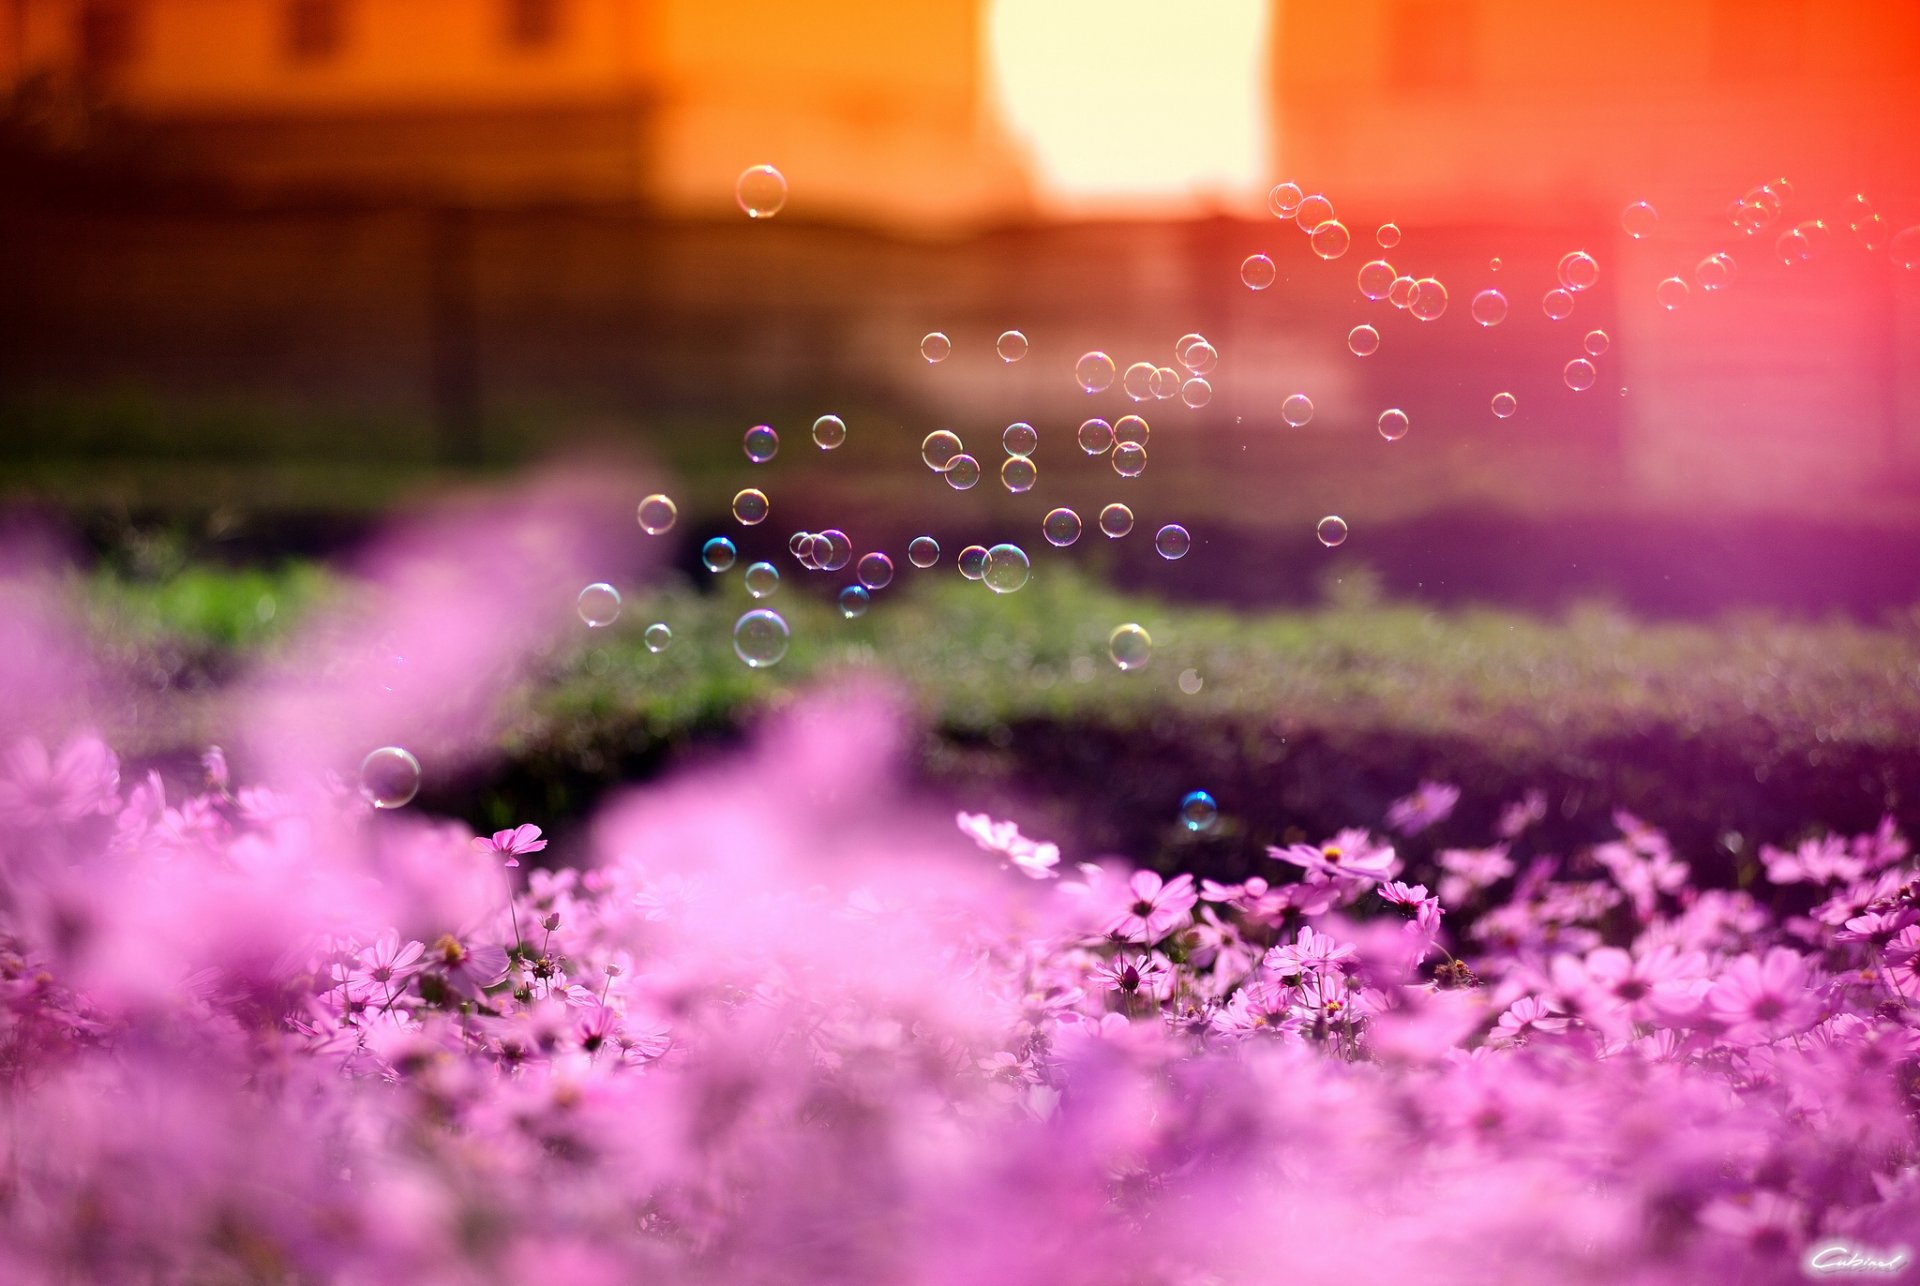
[811,415,847,450]
[644,623,672,653]
[1557,250,1599,291]
[1564,358,1596,392]
[1542,289,1574,321]
[1656,276,1689,310]
[1846,196,1888,251]
[1377,408,1409,441]
[1489,256,1502,271]
[791,531,819,569]
[838,586,870,619]
[1180,790,1219,832]
[1112,443,1147,477]
[921,430,963,471]
[1002,422,1038,456]
[576,582,621,628]
[1470,288,1508,327]
[1241,254,1277,291]
[908,536,940,568]
[1001,456,1038,493]
[735,164,787,218]
[1491,391,1517,418]
[743,424,778,463]
[1282,394,1314,427]
[1123,361,1156,401]
[996,329,1029,362]
[359,746,422,810]
[1316,515,1349,547]
[1409,277,1448,321]
[1175,333,1207,364]
[702,537,738,573]
[1310,220,1352,260]
[1108,623,1153,671]
[944,454,981,490]
[744,561,780,598]
[982,544,1031,594]
[1348,324,1380,356]
[1696,252,1737,291]
[1294,194,1334,231]
[732,488,770,525]
[1267,181,1304,218]
[816,529,853,572]
[857,551,894,590]
[1181,378,1213,408]
[1077,417,1115,455]
[1148,366,1180,399]
[1376,222,1402,249]
[1892,227,1920,270]
[1114,415,1149,447]
[637,494,677,534]
[1154,524,1191,560]
[1099,503,1135,538]
[1357,259,1397,300]
[957,545,988,580]
[1584,329,1610,356]
[1043,507,1083,547]
[1180,339,1218,374]
[1621,200,1658,239]
[920,332,952,363]
[733,610,789,665]
[1076,351,1116,393]
[1388,275,1416,309]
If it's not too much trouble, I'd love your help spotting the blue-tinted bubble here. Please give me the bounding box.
[744,561,780,598]
[702,537,738,573]
[1180,790,1219,832]
[732,609,789,666]
[838,585,870,618]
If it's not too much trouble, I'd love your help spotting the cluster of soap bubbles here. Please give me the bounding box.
[1261,182,1353,267]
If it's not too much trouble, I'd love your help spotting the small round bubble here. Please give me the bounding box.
[1470,288,1508,327]
[1696,252,1736,291]
[744,561,780,598]
[1043,507,1083,547]
[1542,289,1573,321]
[856,552,894,590]
[811,414,847,450]
[817,529,853,572]
[1377,408,1410,441]
[732,609,790,666]
[957,545,988,580]
[1316,515,1349,548]
[1181,340,1217,374]
[1114,415,1149,447]
[1154,524,1191,560]
[1076,351,1116,393]
[1001,456,1038,493]
[1240,254,1277,291]
[1077,418,1114,455]
[1656,276,1689,310]
[1557,250,1600,292]
[1267,181,1304,218]
[1891,227,1920,270]
[982,544,1031,594]
[1150,366,1181,399]
[1181,377,1213,408]
[1564,358,1596,392]
[1348,324,1380,356]
[944,454,981,490]
[920,332,951,363]
[1376,222,1402,249]
[734,164,787,219]
[359,746,422,810]
[743,424,778,463]
[1108,623,1153,671]
[908,536,940,568]
[732,488,770,526]
[1357,259,1397,301]
[1621,200,1659,239]
[921,430,963,471]
[1489,256,1502,272]
[1002,422,1037,456]
[1099,503,1135,538]
[791,531,819,569]
[636,493,677,534]
[1584,329,1610,356]
[996,330,1029,362]
[837,586,870,618]
[1180,790,1219,832]
[576,582,621,628]
[1282,394,1314,427]
[1122,361,1156,401]
[1310,220,1352,260]
[1409,278,1448,321]
[643,622,672,653]
[1294,194,1334,231]
[1112,443,1147,477]
[702,537,738,573]
[1491,391,1517,418]
[1388,275,1416,309]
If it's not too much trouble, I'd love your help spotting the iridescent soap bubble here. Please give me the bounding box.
[1175,332,1207,365]
[1557,250,1600,291]
[1181,378,1213,408]
[744,561,780,598]
[576,582,621,627]
[1348,324,1380,356]
[1267,181,1304,218]
[1357,259,1397,300]
[735,164,787,218]
[957,545,988,580]
[1892,227,1920,270]
[1409,277,1448,321]
[856,551,894,590]
[1316,515,1349,548]
[1112,443,1147,477]
[1388,275,1416,309]
[921,430,963,471]
[1310,220,1352,260]
[982,544,1031,594]
[908,535,940,568]
[1001,456,1037,493]
[1154,524,1191,560]
[996,330,1029,362]
[359,746,422,810]
[1282,394,1314,427]
[1377,408,1410,441]
[944,454,982,490]
[644,622,672,653]
[811,414,847,450]
[1696,252,1737,291]
[1043,507,1083,547]
[1181,339,1218,374]
[816,529,853,571]
[637,494,677,534]
[1114,414,1149,447]
[1294,194,1334,231]
[837,586,869,618]
[1584,329,1610,356]
[1099,503,1135,538]
[1489,256,1502,271]
[1180,790,1219,832]
[1542,288,1574,320]
[743,424,778,462]
[1656,276,1689,310]
[1076,351,1116,393]
[1077,417,1114,455]
[1376,222,1402,249]
[1150,366,1181,399]
[1108,623,1153,671]
[1491,391,1517,418]
[790,531,819,569]
[1002,422,1038,456]
[1470,288,1508,327]
[1846,196,1888,251]
[1240,254,1277,291]
[1621,200,1659,239]
[732,488,770,525]
[733,609,789,666]
[920,332,951,363]
[1564,358,1596,392]
[1123,361,1156,401]
[702,536,738,572]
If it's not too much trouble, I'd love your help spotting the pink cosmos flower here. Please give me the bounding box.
[1385,780,1459,836]
[1263,925,1358,978]
[1549,944,1705,1035]
[1495,789,1548,840]
[1760,835,1862,886]
[956,811,1061,879]
[1102,870,1197,944]
[1436,844,1515,907]
[1489,996,1572,1047]
[339,931,427,1004]
[472,823,548,868]
[1706,948,1818,1045]
[1091,952,1172,1000]
[1268,828,1397,881]
[0,733,120,826]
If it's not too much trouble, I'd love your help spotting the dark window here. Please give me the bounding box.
[286,0,347,64]
[1387,0,1474,96]
[77,1,139,83]
[505,0,563,50]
